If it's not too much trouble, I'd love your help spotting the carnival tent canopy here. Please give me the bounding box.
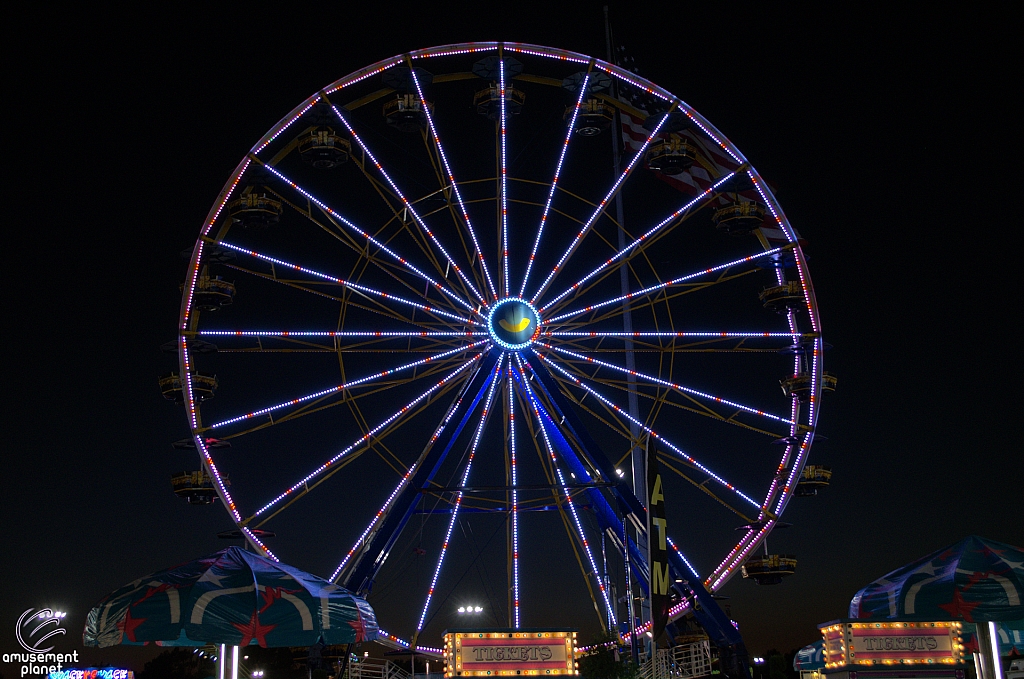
[849,536,1024,622]
[794,640,825,671]
[84,547,377,648]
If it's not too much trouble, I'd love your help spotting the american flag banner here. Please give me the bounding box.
[619,102,799,245]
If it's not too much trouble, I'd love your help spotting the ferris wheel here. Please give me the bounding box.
[169,43,829,656]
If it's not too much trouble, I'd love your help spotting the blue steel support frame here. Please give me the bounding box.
[524,359,749,676]
[339,351,501,595]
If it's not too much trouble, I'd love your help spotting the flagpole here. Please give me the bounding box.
[604,5,648,665]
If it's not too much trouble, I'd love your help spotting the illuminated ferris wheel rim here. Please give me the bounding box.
[175,41,824,651]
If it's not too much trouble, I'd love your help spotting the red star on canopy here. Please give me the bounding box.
[348,615,368,642]
[981,544,1007,559]
[259,586,302,613]
[938,588,982,622]
[964,569,1010,592]
[137,583,174,604]
[233,612,277,647]
[119,607,147,643]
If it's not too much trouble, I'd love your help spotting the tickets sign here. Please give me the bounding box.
[444,630,577,677]
[819,620,965,669]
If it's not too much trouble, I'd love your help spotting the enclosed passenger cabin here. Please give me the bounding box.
[759,281,805,313]
[780,372,837,402]
[567,98,614,136]
[383,94,432,132]
[646,137,700,175]
[795,465,832,496]
[297,127,351,169]
[226,188,283,228]
[741,554,797,585]
[159,372,218,404]
[560,70,614,136]
[712,201,767,235]
[473,83,526,120]
[194,275,235,311]
[171,470,229,505]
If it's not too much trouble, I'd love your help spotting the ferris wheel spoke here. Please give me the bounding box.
[249,360,477,531]
[544,246,787,324]
[218,370,453,446]
[573,369,787,440]
[505,358,521,627]
[666,536,700,580]
[276,188,475,319]
[415,356,504,638]
[540,172,736,313]
[328,102,487,306]
[549,269,766,337]
[512,390,610,633]
[532,351,765,511]
[247,161,475,315]
[248,352,486,521]
[195,330,483,354]
[656,453,759,523]
[327,368,483,582]
[498,60,510,297]
[513,354,616,626]
[536,342,793,427]
[213,239,475,326]
[545,331,806,356]
[529,107,672,305]
[408,64,498,301]
[207,340,488,431]
[544,332,804,356]
[518,68,592,298]
[345,149,463,299]
[221,263,468,336]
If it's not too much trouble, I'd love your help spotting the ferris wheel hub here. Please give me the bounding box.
[487,297,540,351]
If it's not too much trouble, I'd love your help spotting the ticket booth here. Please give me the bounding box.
[819,620,967,679]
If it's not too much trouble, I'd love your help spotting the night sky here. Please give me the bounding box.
[4,4,1018,674]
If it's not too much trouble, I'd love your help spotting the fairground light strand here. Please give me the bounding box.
[530,113,668,305]
[541,173,736,312]
[416,356,505,633]
[545,331,801,339]
[330,104,486,305]
[258,163,475,314]
[544,247,783,324]
[209,340,488,430]
[507,355,520,628]
[499,60,510,297]
[513,354,616,625]
[329,379,476,582]
[533,352,761,509]
[216,240,473,324]
[199,331,486,338]
[410,66,498,301]
[666,536,699,579]
[519,71,590,298]
[536,343,792,426]
[253,353,485,518]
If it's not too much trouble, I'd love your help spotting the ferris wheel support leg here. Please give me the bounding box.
[527,360,750,677]
[338,351,501,595]
[518,364,649,578]
[528,360,647,521]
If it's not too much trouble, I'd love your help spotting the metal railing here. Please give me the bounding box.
[345,658,411,679]
[639,641,712,679]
